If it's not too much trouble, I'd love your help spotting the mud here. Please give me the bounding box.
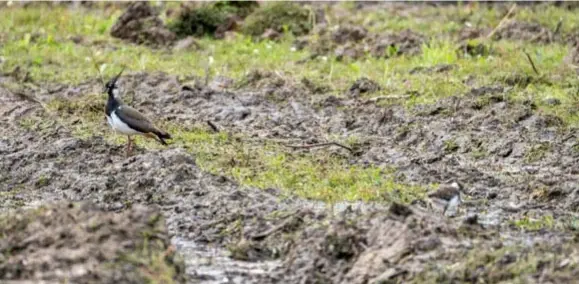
[2,67,579,283]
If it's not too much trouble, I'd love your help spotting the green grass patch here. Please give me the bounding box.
[512,213,579,232]
[512,214,555,231]
[524,142,552,163]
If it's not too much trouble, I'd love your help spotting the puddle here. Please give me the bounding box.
[172,237,281,284]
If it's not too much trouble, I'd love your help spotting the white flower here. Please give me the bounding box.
[208,56,214,65]
[290,47,297,52]
[253,49,259,54]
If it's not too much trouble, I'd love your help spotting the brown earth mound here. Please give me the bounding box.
[493,20,556,44]
[110,2,176,47]
[370,29,426,58]
[304,26,426,61]
[0,202,185,283]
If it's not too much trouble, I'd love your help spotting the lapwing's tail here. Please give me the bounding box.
[154,130,172,146]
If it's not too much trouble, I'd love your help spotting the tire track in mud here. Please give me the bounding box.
[2,73,579,283]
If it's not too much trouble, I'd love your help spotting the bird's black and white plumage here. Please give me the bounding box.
[427,181,463,216]
[104,68,171,155]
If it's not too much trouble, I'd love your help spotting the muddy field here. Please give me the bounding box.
[1,1,579,283]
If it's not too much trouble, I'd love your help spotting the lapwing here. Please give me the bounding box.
[427,180,464,216]
[104,68,171,156]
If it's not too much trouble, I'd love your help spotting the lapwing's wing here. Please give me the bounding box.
[115,105,165,136]
[427,185,459,201]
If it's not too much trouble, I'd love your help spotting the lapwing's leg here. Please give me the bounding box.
[127,135,133,156]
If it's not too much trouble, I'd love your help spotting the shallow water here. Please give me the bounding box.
[171,237,281,284]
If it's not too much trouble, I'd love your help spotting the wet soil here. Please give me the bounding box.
[2,68,579,283]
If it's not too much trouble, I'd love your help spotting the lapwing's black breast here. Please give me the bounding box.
[105,94,119,117]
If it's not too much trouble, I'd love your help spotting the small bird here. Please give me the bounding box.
[104,68,171,156]
[427,180,464,216]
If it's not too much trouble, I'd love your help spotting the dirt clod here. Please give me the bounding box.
[331,25,367,45]
[110,2,176,46]
[349,77,381,96]
[371,29,426,58]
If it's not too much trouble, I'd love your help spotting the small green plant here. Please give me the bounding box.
[443,139,459,153]
[512,215,555,231]
[524,143,551,163]
[35,175,50,187]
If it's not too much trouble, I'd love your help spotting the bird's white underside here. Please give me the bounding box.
[447,195,461,208]
[107,110,141,135]
[430,195,461,213]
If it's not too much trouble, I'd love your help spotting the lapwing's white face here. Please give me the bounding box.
[112,87,120,98]
[105,83,121,99]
